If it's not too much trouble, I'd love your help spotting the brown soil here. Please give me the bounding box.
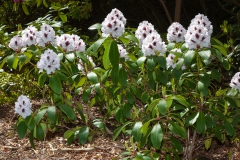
[0,101,240,160]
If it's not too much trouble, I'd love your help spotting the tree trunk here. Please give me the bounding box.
[174,0,182,22]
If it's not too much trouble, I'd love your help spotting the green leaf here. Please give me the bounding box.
[173,95,190,107]
[86,37,106,55]
[111,67,119,84]
[155,70,167,85]
[38,72,47,87]
[83,88,91,103]
[7,55,18,69]
[205,138,212,150]
[17,120,27,138]
[29,130,36,149]
[146,58,155,71]
[93,119,105,130]
[113,122,133,140]
[137,57,146,67]
[59,13,67,22]
[87,72,98,84]
[78,126,89,145]
[103,42,111,69]
[212,44,227,56]
[198,50,211,60]
[155,56,166,69]
[126,91,134,104]
[196,111,205,134]
[198,81,208,96]
[184,50,195,67]
[47,106,56,124]
[88,23,102,30]
[35,109,47,125]
[210,48,223,62]
[168,121,187,139]
[58,103,76,120]
[157,99,167,115]
[125,35,139,43]
[189,112,199,125]
[66,132,75,145]
[200,74,210,87]
[22,4,29,15]
[170,136,183,153]
[109,40,119,67]
[221,59,230,70]
[167,43,175,50]
[224,121,234,136]
[119,68,127,87]
[36,125,44,141]
[151,123,163,149]
[132,122,143,142]
[49,75,62,95]
[211,69,221,82]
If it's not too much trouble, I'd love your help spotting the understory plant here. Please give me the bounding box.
[1,8,240,160]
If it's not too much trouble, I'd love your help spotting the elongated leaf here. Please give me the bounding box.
[35,109,47,125]
[38,72,47,87]
[22,4,29,15]
[17,120,27,138]
[168,122,187,139]
[119,67,128,87]
[47,106,56,124]
[109,40,119,67]
[49,75,62,94]
[58,103,76,120]
[184,50,195,67]
[137,57,146,67]
[158,99,167,115]
[113,122,133,140]
[87,72,98,84]
[86,37,106,55]
[151,123,163,149]
[170,136,183,153]
[78,126,89,145]
[196,111,205,134]
[205,138,212,150]
[88,23,102,30]
[173,95,190,107]
[132,122,143,142]
[146,58,155,71]
[36,125,44,141]
[111,67,119,84]
[198,81,208,96]
[198,50,211,60]
[93,119,105,130]
[189,112,199,125]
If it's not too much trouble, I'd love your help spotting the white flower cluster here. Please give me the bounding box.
[167,22,186,43]
[37,49,60,74]
[135,21,157,47]
[142,32,167,57]
[15,95,32,119]
[55,34,86,52]
[185,14,212,49]
[166,48,186,70]
[8,24,86,53]
[101,8,126,37]
[118,44,129,60]
[230,72,240,91]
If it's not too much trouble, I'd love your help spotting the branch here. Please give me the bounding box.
[174,0,182,22]
[216,0,237,16]
[224,0,240,8]
[159,0,173,24]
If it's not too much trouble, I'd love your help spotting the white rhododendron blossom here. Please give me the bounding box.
[190,13,213,36]
[101,8,126,37]
[15,95,32,119]
[36,24,55,47]
[9,36,24,51]
[77,56,96,73]
[135,21,156,47]
[56,34,74,52]
[167,22,186,43]
[37,49,60,74]
[185,24,210,49]
[166,48,186,70]
[118,44,129,60]
[230,72,240,91]
[142,32,167,56]
[21,26,38,46]
[71,35,86,52]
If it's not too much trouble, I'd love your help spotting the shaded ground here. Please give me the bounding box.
[0,101,240,160]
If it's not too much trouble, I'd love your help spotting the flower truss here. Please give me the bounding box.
[142,32,167,57]
[167,22,186,43]
[36,23,56,47]
[101,8,126,37]
[37,49,60,74]
[15,95,32,119]
[22,26,38,47]
[230,72,240,92]
[135,21,157,47]
[8,35,24,52]
[118,44,129,60]
[190,13,213,36]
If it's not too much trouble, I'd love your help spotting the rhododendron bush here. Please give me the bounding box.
[1,8,240,159]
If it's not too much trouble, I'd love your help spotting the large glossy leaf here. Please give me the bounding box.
[49,75,62,95]
[157,99,167,115]
[184,50,195,67]
[119,67,127,87]
[17,120,27,139]
[146,58,155,71]
[78,126,89,145]
[109,40,119,67]
[168,121,187,139]
[173,95,190,107]
[47,106,56,124]
[196,111,205,134]
[198,50,211,60]
[88,23,102,30]
[35,109,47,125]
[58,103,76,121]
[87,72,98,84]
[198,81,208,96]
[132,122,143,142]
[150,123,163,149]
[170,136,183,153]
[38,72,47,87]
[35,124,44,141]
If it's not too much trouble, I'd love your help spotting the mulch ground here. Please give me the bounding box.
[0,101,240,160]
